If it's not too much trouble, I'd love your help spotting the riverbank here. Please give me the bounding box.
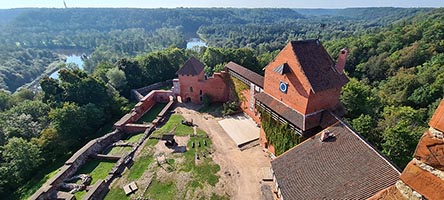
[20,54,66,92]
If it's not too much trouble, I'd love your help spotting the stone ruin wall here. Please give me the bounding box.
[131,80,173,101]
[31,85,176,200]
[30,129,125,200]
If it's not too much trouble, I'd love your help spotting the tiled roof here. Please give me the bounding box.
[429,99,444,132]
[255,92,332,132]
[289,40,349,92]
[271,119,400,200]
[176,57,205,76]
[225,61,264,88]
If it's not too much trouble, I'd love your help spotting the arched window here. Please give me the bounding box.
[190,86,193,92]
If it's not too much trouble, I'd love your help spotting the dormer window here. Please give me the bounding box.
[273,63,291,75]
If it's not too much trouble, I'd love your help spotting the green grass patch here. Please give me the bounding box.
[167,158,175,165]
[125,133,144,142]
[127,155,154,181]
[136,103,167,123]
[74,160,116,199]
[146,138,159,146]
[181,137,220,186]
[152,114,194,136]
[107,146,132,155]
[104,185,128,200]
[145,179,177,200]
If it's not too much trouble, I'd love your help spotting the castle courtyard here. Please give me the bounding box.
[176,105,273,200]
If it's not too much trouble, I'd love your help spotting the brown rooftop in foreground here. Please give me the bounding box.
[271,116,400,199]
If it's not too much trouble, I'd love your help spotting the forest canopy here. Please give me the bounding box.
[0,7,442,199]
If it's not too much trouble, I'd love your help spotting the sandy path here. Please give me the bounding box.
[176,106,271,200]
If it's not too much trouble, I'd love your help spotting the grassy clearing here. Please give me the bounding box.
[152,114,194,136]
[145,179,177,200]
[126,137,158,181]
[104,185,127,200]
[74,160,116,199]
[136,103,167,123]
[127,155,154,181]
[182,137,220,187]
[104,138,159,199]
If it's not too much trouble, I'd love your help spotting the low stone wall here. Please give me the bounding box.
[115,90,174,129]
[32,84,176,200]
[123,123,152,134]
[84,126,156,199]
[30,129,124,200]
[131,80,173,101]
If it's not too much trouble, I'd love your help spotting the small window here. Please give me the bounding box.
[199,90,203,95]
[190,87,193,92]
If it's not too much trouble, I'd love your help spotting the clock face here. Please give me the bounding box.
[279,81,288,93]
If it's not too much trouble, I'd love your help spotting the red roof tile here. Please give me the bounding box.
[176,57,205,76]
[271,118,400,199]
[225,61,264,88]
[288,40,349,92]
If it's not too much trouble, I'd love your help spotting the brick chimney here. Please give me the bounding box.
[335,48,348,74]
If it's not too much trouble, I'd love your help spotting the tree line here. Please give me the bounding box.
[325,8,444,169]
[0,7,440,198]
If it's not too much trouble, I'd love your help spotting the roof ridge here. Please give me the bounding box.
[288,41,316,93]
[176,56,205,76]
[329,112,402,174]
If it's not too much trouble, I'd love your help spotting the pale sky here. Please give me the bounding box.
[0,0,443,9]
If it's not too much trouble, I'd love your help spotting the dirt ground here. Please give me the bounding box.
[175,105,273,200]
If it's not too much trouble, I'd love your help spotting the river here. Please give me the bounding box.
[50,39,203,79]
[50,55,84,79]
[186,38,207,49]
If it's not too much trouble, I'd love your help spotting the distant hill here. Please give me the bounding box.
[0,7,431,92]
[0,9,29,28]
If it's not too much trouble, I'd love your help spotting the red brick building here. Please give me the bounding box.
[173,40,402,199]
[174,57,230,104]
[176,40,349,144]
[255,40,349,150]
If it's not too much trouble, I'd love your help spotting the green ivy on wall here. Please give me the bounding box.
[259,107,306,155]
[222,76,249,115]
